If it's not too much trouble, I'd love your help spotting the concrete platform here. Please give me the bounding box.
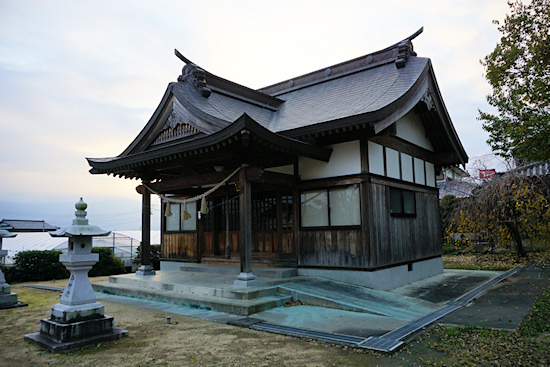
[83,265,540,351]
[92,265,504,322]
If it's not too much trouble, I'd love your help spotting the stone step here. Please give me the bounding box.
[106,274,280,300]
[92,282,292,316]
[179,263,298,279]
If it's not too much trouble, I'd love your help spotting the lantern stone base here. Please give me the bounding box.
[50,302,105,323]
[24,315,128,352]
[0,292,27,309]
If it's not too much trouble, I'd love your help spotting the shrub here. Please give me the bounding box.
[89,247,127,277]
[10,250,69,282]
[0,264,16,284]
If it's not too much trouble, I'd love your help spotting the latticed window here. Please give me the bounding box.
[200,191,293,233]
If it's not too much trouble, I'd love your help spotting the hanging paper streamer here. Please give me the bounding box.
[182,203,192,220]
[200,196,209,214]
[164,202,173,217]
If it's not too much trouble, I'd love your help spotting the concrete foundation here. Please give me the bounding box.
[297,257,444,291]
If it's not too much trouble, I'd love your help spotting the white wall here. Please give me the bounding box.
[396,110,434,151]
[299,141,361,180]
[368,141,384,176]
[385,147,400,179]
[401,153,414,182]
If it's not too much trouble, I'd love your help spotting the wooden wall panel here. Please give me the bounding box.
[161,233,196,260]
[368,182,442,268]
[280,232,295,254]
[298,229,363,267]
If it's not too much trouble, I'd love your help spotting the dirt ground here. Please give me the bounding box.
[1,278,402,367]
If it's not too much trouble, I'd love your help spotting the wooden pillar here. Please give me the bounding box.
[136,184,155,276]
[234,167,258,286]
[213,197,222,256]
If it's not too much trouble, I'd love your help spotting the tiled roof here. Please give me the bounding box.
[0,219,59,232]
[87,29,468,177]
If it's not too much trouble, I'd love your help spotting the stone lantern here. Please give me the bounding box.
[0,227,26,309]
[25,198,127,352]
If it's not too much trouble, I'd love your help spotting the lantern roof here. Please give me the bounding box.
[51,198,110,237]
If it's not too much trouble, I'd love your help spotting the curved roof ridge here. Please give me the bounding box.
[258,27,423,96]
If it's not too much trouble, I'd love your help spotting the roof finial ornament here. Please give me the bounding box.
[174,49,212,98]
[395,27,423,69]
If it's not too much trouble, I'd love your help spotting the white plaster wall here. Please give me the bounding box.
[401,153,414,182]
[299,141,361,180]
[368,141,385,176]
[266,165,294,175]
[414,157,425,185]
[396,110,434,151]
[425,161,436,187]
[385,147,400,179]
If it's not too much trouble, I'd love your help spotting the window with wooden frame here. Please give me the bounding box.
[300,184,361,228]
[389,187,416,216]
[165,202,197,232]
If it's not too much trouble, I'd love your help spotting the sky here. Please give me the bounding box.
[0,0,511,230]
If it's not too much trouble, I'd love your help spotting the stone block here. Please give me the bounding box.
[38,316,115,343]
[0,293,18,308]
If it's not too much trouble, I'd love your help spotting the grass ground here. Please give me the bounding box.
[1,255,549,366]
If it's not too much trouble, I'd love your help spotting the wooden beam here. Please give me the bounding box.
[145,166,264,193]
[369,135,436,163]
[239,168,252,274]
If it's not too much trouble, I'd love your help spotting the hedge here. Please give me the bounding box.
[2,247,126,283]
[8,250,69,283]
[89,247,126,277]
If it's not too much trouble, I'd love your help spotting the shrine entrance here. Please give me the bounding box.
[200,188,296,265]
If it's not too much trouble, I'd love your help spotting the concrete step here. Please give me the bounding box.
[278,278,438,321]
[92,282,292,316]
[105,274,279,300]
[179,263,298,279]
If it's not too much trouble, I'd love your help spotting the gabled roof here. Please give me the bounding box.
[87,28,468,180]
[88,114,332,178]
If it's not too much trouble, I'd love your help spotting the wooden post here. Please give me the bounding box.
[213,197,221,256]
[137,184,155,276]
[234,167,258,286]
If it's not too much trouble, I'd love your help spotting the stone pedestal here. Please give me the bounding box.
[24,198,127,351]
[136,264,156,276]
[233,272,259,287]
[0,248,27,309]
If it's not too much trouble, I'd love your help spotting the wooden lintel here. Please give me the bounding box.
[145,166,266,193]
[298,175,363,190]
[253,171,296,186]
[369,135,436,162]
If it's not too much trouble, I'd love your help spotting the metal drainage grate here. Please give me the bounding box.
[252,323,365,346]
[357,337,403,352]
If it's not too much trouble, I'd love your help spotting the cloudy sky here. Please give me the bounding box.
[0,0,510,230]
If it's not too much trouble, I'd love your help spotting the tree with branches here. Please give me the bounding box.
[447,169,550,258]
[479,0,550,161]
